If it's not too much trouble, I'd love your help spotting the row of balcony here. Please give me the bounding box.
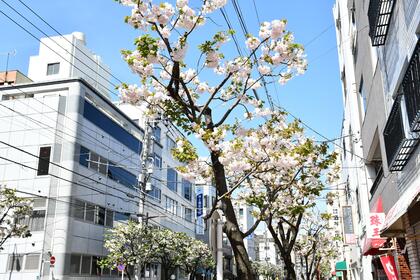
[384,41,420,171]
[368,0,396,46]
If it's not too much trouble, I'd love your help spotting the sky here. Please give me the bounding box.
[0,0,344,142]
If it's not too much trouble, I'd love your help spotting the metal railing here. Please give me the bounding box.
[401,40,420,132]
[368,0,396,46]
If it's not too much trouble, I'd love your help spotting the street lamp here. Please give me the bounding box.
[170,274,176,280]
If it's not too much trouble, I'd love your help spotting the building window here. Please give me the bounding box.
[239,208,244,216]
[70,254,81,274]
[154,154,162,168]
[96,206,105,225]
[79,146,90,167]
[185,207,193,222]
[46,63,60,75]
[167,137,176,151]
[7,255,23,271]
[29,210,46,231]
[153,126,161,143]
[91,256,101,276]
[149,185,162,202]
[105,209,114,227]
[358,77,367,123]
[79,146,137,190]
[24,254,40,270]
[182,179,192,201]
[37,146,51,176]
[85,203,95,222]
[71,199,114,227]
[165,196,178,215]
[81,255,91,274]
[167,168,178,192]
[83,100,142,153]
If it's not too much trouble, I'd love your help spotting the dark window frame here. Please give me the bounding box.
[37,146,51,176]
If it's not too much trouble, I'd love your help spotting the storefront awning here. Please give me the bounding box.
[335,261,347,271]
[362,237,386,256]
[381,184,420,237]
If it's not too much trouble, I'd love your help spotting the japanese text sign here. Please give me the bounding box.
[367,212,385,239]
[380,255,399,280]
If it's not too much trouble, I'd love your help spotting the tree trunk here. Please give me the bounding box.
[283,255,297,280]
[210,152,255,280]
[202,109,254,280]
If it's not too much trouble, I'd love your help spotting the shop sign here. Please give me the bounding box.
[342,206,356,244]
[367,212,385,238]
[196,186,204,235]
[380,255,399,280]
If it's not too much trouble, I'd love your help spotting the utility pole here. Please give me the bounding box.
[138,114,155,225]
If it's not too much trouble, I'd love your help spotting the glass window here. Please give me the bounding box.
[8,255,23,271]
[85,203,95,222]
[89,152,99,171]
[96,206,105,225]
[167,168,178,192]
[149,185,161,202]
[182,179,192,201]
[91,256,101,276]
[24,254,40,270]
[79,146,90,167]
[81,255,91,274]
[108,162,137,189]
[167,137,176,151]
[153,126,161,143]
[70,254,81,274]
[37,146,51,176]
[239,208,244,216]
[99,157,108,175]
[165,196,177,215]
[29,210,46,231]
[115,212,130,222]
[154,154,162,168]
[46,63,60,75]
[83,100,142,153]
[105,209,114,227]
[185,208,193,222]
[33,198,46,208]
[72,199,85,220]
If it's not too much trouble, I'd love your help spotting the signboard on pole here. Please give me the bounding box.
[367,213,385,239]
[117,264,125,272]
[196,186,204,235]
[50,256,56,266]
[380,255,399,280]
[342,206,356,244]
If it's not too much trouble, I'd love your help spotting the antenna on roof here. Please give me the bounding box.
[1,50,17,83]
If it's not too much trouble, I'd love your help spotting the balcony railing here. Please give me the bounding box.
[383,96,419,171]
[368,0,396,46]
[401,41,420,132]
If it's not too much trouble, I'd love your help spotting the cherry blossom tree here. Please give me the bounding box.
[114,1,308,278]
[251,261,283,280]
[182,238,215,280]
[0,187,32,250]
[294,214,338,280]
[101,221,214,280]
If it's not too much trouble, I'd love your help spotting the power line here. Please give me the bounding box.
[14,0,125,85]
[0,10,119,99]
[0,150,139,204]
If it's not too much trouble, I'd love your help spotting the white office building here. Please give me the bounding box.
[28,32,111,98]
[0,33,195,280]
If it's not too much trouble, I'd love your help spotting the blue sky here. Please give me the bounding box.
[0,0,343,141]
